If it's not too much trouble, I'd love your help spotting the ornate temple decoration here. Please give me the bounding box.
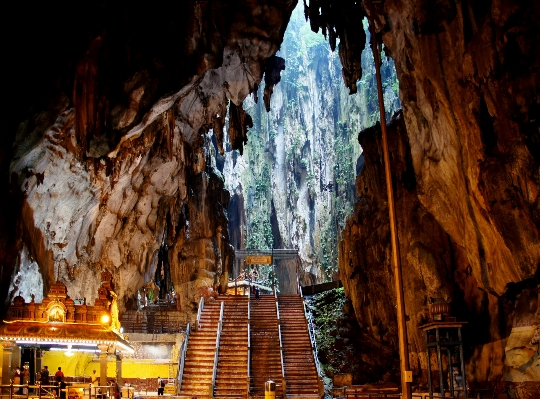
[0,272,133,353]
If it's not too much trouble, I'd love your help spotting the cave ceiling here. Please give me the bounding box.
[2,0,298,314]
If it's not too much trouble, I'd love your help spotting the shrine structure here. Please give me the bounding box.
[0,270,133,386]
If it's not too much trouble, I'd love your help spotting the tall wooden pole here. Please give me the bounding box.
[365,2,412,398]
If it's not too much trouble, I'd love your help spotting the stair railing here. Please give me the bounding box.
[280,348,287,397]
[211,301,225,396]
[196,296,205,331]
[247,297,251,399]
[296,255,302,296]
[276,299,286,397]
[304,301,322,377]
[177,322,191,391]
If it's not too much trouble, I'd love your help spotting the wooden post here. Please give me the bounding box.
[2,343,13,385]
[98,345,109,388]
[116,353,122,386]
[365,1,412,398]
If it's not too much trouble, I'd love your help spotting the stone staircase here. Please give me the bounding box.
[279,295,320,397]
[214,295,249,398]
[178,294,320,399]
[179,300,221,397]
[250,294,284,397]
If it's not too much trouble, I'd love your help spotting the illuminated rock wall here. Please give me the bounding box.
[2,1,296,319]
[337,0,539,393]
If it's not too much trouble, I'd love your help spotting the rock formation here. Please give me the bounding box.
[334,0,539,395]
[2,0,296,319]
[223,6,399,286]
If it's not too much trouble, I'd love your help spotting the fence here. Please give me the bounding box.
[0,383,117,399]
[120,311,186,334]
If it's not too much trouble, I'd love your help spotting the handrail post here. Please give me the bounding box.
[178,323,191,391]
[211,301,225,396]
[247,322,251,398]
[247,296,251,399]
[303,301,321,377]
[196,296,205,331]
[296,255,301,296]
[277,299,286,399]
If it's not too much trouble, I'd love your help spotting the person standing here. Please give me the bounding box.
[110,379,119,399]
[91,370,98,396]
[157,377,165,395]
[40,366,50,385]
[22,365,30,394]
[13,367,22,394]
[55,367,64,381]
[54,367,64,397]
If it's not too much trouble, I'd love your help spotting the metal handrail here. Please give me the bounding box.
[304,301,321,377]
[247,335,251,399]
[277,296,286,395]
[211,301,225,393]
[196,296,205,331]
[178,322,191,390]
[296,256,302,296]
[280,349,285,378]
[219,300,224,325]
[246,294,251,397]
[280,354,286,397]
[0,383,119,399]
[341,385,404,399]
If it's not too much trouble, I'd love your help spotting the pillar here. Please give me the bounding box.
[11,344,20,371]
[98,344,109,387]
[115,353,122,386]
[35,349,43,385]
[2,343,13,384]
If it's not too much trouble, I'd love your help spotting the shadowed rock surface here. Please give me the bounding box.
[336,0,539,394]
[2,0,296,319]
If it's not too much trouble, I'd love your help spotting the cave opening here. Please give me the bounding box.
[223,2,400,289]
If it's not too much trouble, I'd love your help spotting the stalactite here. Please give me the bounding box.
[263,56,286,112]
[227,101,253,155]
[212,102,227,155]
[303,0,366,94]
[73,37,102,154]
[167,109,175,159]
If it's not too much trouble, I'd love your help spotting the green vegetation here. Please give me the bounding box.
[305,288,346,374]
[319,223,337,278]
[229,3,400,283]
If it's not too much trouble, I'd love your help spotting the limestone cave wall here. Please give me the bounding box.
[334,0,539,394]
[1,0,296,319]
[222,6,400,286]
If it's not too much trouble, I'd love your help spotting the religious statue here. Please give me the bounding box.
[109,291,121,332]
[48,302,65,322]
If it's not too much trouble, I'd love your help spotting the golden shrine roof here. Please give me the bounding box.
[0,320,133,352]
